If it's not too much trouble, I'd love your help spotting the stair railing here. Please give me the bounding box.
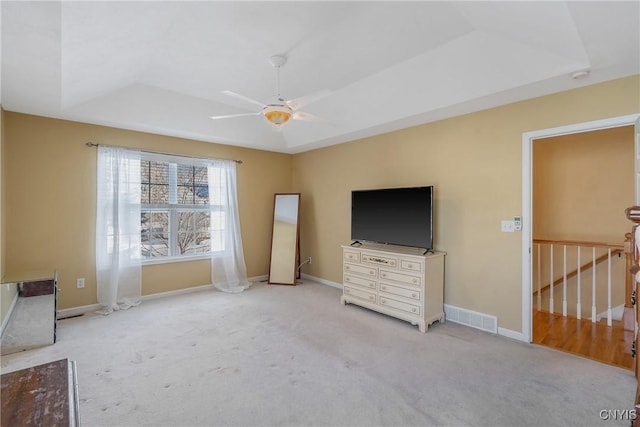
[533,238,625,326]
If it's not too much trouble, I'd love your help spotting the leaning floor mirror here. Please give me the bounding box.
[268,193,300,286]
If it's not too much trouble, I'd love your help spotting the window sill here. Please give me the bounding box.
[141,254,210,266]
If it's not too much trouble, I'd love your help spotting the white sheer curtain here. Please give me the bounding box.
[96,146,142,314]
[208,160,251,293]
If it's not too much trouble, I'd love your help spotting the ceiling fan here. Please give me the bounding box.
[210,55,329,128]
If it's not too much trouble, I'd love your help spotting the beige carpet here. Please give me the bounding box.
[0,280,634,426]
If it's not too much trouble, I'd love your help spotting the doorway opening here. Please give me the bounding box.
[530,126,634,368]
[522,114,639,366]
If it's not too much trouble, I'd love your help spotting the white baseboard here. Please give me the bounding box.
[301,273,342,289]
[57,303,102,319]
[498,327,528,342]
[250,275,269,283]
[56,276,531,344]
[304,278,530,341]
[58,276,266,318]
[141,283,215,302]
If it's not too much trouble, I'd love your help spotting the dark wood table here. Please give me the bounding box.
[1,358,79,426]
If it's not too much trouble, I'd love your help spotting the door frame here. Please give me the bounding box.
[521,113,640,342]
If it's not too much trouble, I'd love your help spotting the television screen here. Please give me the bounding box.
[351,186,433,249]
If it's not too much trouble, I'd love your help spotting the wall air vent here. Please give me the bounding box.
[444,304,498,334]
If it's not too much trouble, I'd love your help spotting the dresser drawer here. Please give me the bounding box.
[379,296,420,315]
[400,259,423,273]
[344,263,377,278]
[379,282,421,301]
[344,274,376,290]
[343,286,376,304]
[343,250,361,263]
[361,253,398,268]
[379,269,421,287]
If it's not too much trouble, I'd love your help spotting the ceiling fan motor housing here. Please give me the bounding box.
[270,54,287,68]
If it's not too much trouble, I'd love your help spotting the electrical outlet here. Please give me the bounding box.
[514,216,522,231]
[307,257,312,264]
[76,278,85,289]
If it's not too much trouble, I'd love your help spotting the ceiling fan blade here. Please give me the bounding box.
[210,112,261,120]
[222,90,265,110]
[286,89,331,111]
[292,110,324,123]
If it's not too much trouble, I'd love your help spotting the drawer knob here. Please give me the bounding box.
[412,308,417,313]
[381,299,386,304]
[346,266,350,270]
[408,264,413,268]
[346,277,350,282]
[412,293,416,298]
[369,283,374,288]
[370,271,374,275]
[369,296,374,301]
[382,286,386,290]
[381,273,386,277]
[412,279,417,284]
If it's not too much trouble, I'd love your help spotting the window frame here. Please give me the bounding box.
[139,153,222,264]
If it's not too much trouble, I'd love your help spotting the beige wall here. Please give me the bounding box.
[4,76,639,330]
[292,75,640,333]
[4,112,293,309]
[534,126,634,242]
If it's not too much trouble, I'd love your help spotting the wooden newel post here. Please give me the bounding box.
[625,231,635,331]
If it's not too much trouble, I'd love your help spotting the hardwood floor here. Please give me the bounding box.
[532,309,635,370]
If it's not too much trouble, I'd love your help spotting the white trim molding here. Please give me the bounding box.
[521,113,640,344]
[301,273,342,289]
[498,327,527,342]
[57,275,268,318]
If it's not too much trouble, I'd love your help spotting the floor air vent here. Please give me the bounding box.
[444,304,497,334]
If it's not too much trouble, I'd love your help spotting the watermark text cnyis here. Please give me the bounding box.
[599,409,636,421]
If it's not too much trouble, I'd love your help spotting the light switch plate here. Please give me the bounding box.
[501,220,515,232]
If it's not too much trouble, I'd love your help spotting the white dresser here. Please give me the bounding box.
[341,244,445,332]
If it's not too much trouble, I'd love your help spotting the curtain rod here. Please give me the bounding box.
[85,142,243,164]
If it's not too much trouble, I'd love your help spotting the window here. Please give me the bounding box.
[140,155,225,261]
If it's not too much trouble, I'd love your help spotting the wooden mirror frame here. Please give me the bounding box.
[268,193,301,285]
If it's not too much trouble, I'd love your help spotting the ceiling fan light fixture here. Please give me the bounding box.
[263,104,292,126]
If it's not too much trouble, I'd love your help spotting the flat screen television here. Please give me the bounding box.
[351,186,434,250]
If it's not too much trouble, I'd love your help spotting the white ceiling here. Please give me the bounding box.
[2,1,639,154]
